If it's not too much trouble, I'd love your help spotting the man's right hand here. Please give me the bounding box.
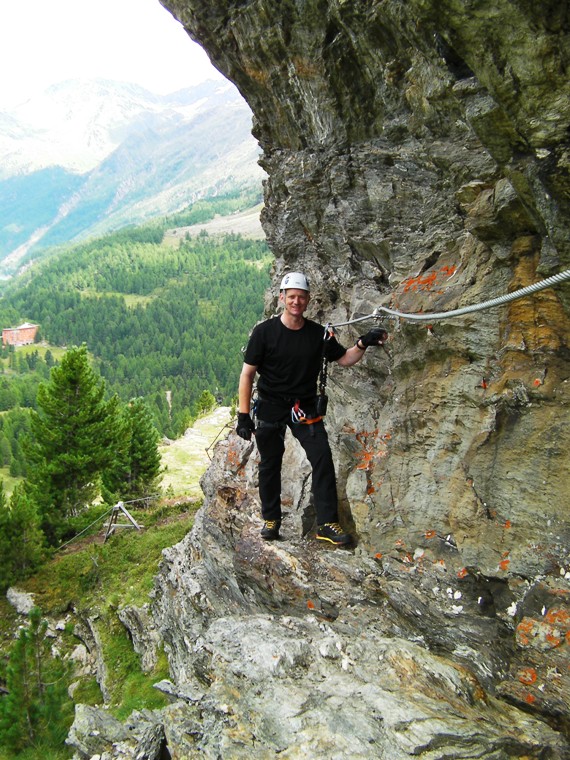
[236,412,255,440]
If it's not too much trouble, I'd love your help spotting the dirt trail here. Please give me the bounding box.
[160,407,233,497]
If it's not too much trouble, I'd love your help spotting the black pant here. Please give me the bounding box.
[255,416,339,526]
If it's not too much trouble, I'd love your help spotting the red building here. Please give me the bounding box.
[2,322,39,347]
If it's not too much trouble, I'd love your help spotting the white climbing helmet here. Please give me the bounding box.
[280,272,310,292]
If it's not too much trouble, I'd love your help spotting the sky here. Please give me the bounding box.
[0,0,225,108]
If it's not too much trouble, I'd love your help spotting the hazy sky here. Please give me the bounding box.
[0,0,225,108]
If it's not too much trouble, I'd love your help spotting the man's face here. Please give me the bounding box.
[280,288,310,316]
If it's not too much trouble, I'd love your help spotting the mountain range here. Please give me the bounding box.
[0,78,264,273]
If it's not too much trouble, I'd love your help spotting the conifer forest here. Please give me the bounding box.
[0,192,269,578]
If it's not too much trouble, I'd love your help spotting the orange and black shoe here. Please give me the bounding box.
[260,520,281,540]
[316,522,352,546]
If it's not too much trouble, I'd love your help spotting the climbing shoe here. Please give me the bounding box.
[316,522,352,546]
[260,520,281,540]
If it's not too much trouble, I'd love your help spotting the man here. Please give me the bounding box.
[236,272,387,546]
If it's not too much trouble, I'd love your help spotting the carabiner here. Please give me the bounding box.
[291,400,306,424]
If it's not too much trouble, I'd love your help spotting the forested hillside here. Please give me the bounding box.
[0,199,270,439]
[0,199,271,757]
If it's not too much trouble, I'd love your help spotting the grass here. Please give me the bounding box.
[79,289,154,308]
[0,407,231,757]
[0,468,20,498]
[70,675,102,706]
[0,595,19,648]
[0,342,67,377]
[23,499,200,614]
[123,293,154,308]
[99,614,170,718]
[160,406,232,496]
[14,343,67,362]
[0,750,69,760]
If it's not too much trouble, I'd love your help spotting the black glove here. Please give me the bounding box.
[359,327,389,348]
[236,412,255,440]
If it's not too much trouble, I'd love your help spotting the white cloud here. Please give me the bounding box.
[0,0,224,107]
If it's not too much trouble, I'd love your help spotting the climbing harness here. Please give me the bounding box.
[291,399,323,425]
[325,268,570,328]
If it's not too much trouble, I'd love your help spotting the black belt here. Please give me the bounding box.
[258,392,316,407]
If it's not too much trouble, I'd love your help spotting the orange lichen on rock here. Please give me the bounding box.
[226,441,247,475]
[243,64,270,85]
[516,614,568,650]
[291,57,321,77]
[516,618,535,647]
[403,271,438,292]
[355,429,392,471]
[544,608,570,627]
[401,265,458,294]
[518,667,538,685]
[546,631,563,647]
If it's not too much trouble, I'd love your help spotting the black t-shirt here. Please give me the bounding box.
[244,317,346,401]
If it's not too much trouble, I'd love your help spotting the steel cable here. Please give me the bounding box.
[328,268,570,328]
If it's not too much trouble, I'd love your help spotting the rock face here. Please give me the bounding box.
[68,1,570,757]
[158,0,570,569]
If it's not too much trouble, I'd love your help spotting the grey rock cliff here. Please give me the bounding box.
[68,1,570,757]
[160,0,569,572]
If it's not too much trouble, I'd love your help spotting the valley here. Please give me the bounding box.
[0,79,264,269]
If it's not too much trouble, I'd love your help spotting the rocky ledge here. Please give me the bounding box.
[67,431,570,758]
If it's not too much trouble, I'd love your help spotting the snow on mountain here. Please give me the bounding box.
[0,78,247,176]
[0,78,264,269]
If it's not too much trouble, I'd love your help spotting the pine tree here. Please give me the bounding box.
[102,397,162,503]
[27,345,123,544]
[198,389,216,415]
[0,607,72,752]
[0,434,11,466]
[0,483,44,593]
